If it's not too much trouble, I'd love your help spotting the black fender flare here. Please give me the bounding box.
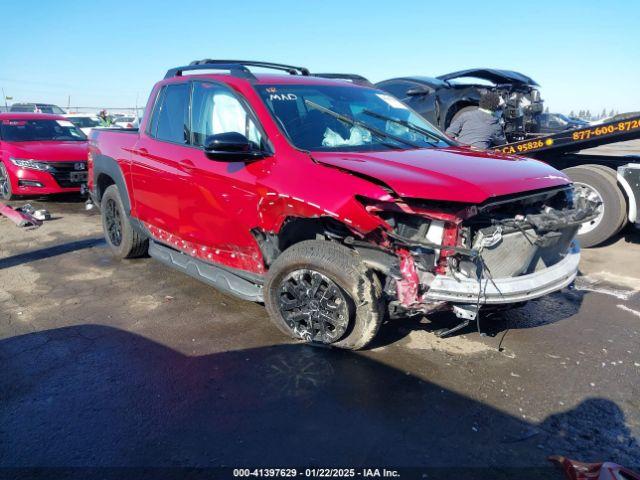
[93,153,132,214]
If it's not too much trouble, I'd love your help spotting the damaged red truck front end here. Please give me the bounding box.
[311,148,590,335]
[89,60,596,349]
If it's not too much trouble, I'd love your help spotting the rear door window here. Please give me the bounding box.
[153,83,190,144]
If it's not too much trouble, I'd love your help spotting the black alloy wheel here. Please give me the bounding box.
[104,198,123,246]
[277,269,350,344]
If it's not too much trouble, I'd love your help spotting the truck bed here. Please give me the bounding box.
[88,128,140,196]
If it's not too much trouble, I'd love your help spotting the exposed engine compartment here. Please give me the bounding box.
[493,84,544,142]
[371,186,597,319]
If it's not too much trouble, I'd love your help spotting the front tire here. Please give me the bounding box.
[101,184,148,259]
[264,240,384,350]
[0,162,15,200]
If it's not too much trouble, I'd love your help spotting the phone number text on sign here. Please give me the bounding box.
[572,119,640,140]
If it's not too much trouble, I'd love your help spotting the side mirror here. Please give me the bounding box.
[204,132,266,161]
[406,86,431,97]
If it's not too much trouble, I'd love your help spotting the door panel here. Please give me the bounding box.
[130,137,189,232]
[129,83,190,233]
[179,81,270,272]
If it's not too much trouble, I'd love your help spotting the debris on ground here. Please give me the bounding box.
[0,202,45,228]
[16,203,51,221]
[549,455,640,480]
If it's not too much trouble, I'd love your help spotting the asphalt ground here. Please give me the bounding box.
[1,187,639,478]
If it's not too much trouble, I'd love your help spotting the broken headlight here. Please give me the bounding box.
[378,212,447,269]
[378,211,431,241]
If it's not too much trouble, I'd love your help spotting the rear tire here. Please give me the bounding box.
[264,240,384,350]
[101,184,148,259]
[563,165,626,247]
[0,162,15,201]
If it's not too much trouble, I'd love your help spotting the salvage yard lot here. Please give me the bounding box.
[1,197,639,471]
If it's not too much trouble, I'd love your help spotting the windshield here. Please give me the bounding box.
[68,117,101,128]
[0,119,87,142]
[256,84,451,151]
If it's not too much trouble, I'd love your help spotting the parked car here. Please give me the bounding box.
[112,115,139,129]
[9,103,67,115]
[88,60,595,349]
[534,113,589,134]
[0,113,88,200]
[64,114,102,135]
[376,69,546,143]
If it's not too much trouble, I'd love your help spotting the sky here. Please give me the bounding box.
[0,0,638,115]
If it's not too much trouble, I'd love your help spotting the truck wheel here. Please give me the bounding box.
[101,184,148,259]
[264,240,384,350]
[0,162,15,200]
[583,164,628,235]
[563,165,626,247]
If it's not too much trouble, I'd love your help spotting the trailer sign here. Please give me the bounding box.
[494,114,640,158]
[572,119,640,141]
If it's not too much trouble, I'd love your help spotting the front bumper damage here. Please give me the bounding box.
[362,186,596,321]
[424,243,579,304]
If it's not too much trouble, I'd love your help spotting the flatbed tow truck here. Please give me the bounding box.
[493,114,640,247]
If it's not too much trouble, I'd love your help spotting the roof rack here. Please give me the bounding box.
[164,59,310,79]
[311,73,373,87]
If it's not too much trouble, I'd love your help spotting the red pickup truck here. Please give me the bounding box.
[0,113,88,200]
[88,60,594,349]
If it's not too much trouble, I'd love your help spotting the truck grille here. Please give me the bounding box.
[473,225,577,278]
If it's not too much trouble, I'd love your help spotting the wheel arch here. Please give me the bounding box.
[252,215,396,280]
[93,154,132,214]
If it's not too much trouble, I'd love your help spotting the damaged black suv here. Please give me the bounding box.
[376,68,548,143]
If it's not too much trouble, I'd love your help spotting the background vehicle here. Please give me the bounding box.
[376,69,545,143]
[377,68,640,247]
[88,60,593,349]
[0,113,88,200]
[112,115,138,128]
[535,113,589,134]
[9,103,67,114]
[64,114,102,135]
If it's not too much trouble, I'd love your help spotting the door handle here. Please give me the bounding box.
[178,159,195,173]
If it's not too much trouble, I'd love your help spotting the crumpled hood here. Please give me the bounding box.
[437,68,539,86]
[4,141,88,161]
[312,147,570,204]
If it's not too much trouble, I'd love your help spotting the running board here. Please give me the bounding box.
[148,241,264,302]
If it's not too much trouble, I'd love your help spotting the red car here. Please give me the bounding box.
[0,113,89,200]
[88,60,594,349]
